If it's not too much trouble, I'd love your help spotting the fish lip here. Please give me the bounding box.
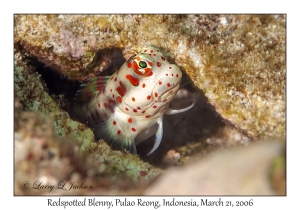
[156,80,180,102]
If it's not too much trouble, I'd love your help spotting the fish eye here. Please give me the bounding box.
[139,61,147,68]
[133,56,153,76]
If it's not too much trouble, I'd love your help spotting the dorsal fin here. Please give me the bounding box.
[74,76,110,104]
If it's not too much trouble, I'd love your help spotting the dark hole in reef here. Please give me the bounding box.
[29,49,225,167]
[28,58,81,113]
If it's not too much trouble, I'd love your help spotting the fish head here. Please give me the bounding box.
[116,45,182,115]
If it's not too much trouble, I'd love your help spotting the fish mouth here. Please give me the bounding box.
[155,80,181,102]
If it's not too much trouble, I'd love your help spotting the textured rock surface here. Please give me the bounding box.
[14,100,162,195]
[14,14,286,138]
[144,140,285,195]
[14,51,93,150]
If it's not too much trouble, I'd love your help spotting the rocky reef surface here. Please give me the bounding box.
[14,14,285,195]
[15,98,162,195]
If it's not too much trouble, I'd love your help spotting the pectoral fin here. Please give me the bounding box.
[165,103,194,115]
[147,117,163,155]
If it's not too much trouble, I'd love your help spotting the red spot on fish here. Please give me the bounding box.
[169,66,172,69]
[147,71,153,76]
[147,95,151,100]
[150,50,153,53]
[148,62,152,67]
[113,121,116,125]
[153,105,157,109]
[155,92,158,97]
[110,89,112,92]
[142,111,146,114]
[131,128,136,132]
[145,115,151,118]
[133,109,137,112]
[172,74,174,76]
[132,97,135,102]
[169,91,173,94]
[157,62,161,67]
[128,118,132,123]
[117,130,121,135]
[127,62,132,68]
[117,97,122,103]
[159,81,162,85]
[109,99,116,104]
[140,171,148,176]
[104,103,108,108]
[163,99,167,102]
[161,56,166,61]
[176,74,179,77]
[167,83,171,87]
[153,54,156,56]
[144,50,147,52]
[137,107,141,110]
[114,77,117,81]
[112,94,114,98]
[116,83,126,96]
[98,103,100,107]
[142,83,146,88]
[125,107,129,111]
[126,74,140,86]
[166,74,168,76]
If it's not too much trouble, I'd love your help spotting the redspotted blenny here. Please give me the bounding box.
[73,45,194,155]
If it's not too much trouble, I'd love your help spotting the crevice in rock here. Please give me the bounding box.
[26,50,225,167]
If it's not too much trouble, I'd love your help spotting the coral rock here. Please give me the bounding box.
[14,14,285,139]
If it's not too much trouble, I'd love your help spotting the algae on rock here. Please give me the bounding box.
[14,51,94,150]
